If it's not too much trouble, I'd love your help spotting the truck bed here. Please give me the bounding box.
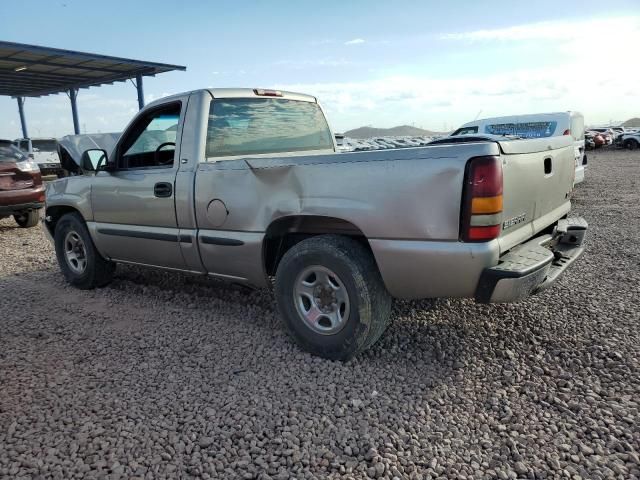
[197,135,575,252]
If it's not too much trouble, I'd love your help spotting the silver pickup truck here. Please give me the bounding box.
[44,88,587,360]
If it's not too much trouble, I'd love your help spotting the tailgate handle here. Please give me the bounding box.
[544,157,552,175]
[154,182,173,198]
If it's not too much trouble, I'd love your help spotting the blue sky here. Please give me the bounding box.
[1,0,639,138]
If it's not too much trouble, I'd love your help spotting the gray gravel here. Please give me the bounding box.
[1,148,639,479]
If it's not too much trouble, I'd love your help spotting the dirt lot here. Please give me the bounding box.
[1,149,639,479]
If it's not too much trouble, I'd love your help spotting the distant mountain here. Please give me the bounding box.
[622,118,640,127]
[343,125,442,139]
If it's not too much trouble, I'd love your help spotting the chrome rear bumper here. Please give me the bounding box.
[475,217,588,303]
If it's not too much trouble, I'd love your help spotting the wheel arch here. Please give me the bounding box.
[262,215,377,277]
[625,138,639,149]
[44,205,85,237]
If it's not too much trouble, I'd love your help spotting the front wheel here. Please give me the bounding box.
[625,139,638,151]
[275,235,392,360]
[54,212,115,289]
[14,209,40,228]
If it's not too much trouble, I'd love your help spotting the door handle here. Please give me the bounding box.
[154,182,173,198]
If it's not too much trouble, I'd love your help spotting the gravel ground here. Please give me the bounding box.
[1,148,639,480]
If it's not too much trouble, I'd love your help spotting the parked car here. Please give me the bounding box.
[43,88,587,360]
[451,111,587,185]
[587,129,614,145]
[333,133,353,153]
[372,138,395,149]
[616,131,640,150]
[586,131,605,148]
[609,127,626,139]
[15,137,63,177]
[584,135,596,150]
[0,139,44,228]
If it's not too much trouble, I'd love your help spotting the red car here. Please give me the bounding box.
[586,132,605,148]
[0,139,44,228]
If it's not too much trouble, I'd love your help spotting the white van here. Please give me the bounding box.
[452,112,587,184]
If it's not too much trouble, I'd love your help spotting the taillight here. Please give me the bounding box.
[563,129,571,136]
[460,156,503,242]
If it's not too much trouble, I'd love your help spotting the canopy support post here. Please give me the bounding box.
[69,88,80,134]
[17,97,29,139]
[136,74,144,110]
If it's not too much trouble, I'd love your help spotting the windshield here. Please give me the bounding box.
[32,139,58,152]
[485,121,557,138]
[0,141,27,163]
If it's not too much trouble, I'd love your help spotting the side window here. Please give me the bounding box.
[117,103,181,169]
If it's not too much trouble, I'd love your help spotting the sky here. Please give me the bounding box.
[1,0,639,138]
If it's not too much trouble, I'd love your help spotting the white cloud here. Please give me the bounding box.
[344,38,365,45]
[273,16,640,131]
[441,16,640,43]
[276,56,640,132]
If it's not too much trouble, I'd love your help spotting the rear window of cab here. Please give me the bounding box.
[205,98,334,158]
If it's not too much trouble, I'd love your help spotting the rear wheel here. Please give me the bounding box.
[54,213,115,289]
[275,235,392,360]
[14,210,40,228]
[625,139,638,151]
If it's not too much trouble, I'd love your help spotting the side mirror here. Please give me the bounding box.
[81,149,108,172]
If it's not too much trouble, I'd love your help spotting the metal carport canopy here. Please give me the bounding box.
[0,41,185,136]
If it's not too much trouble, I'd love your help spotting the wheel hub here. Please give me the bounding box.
[293,265,351,336]
[314,286,337,313]
[64,230,88,274]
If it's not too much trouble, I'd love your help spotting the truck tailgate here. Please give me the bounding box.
[498,136,575,252]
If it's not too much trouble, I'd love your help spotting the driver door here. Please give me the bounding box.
[91,99,187,269]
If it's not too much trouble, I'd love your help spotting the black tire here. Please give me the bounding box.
[625,139,638,151]
[54,212,115,289]
[14,209,40,228]
[275,235,392,360]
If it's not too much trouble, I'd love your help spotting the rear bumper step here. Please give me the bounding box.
[475,217,587,303]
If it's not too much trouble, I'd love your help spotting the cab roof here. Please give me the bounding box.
[144,88,317,109]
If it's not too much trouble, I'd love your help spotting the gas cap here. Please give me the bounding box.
[206,199,228,227]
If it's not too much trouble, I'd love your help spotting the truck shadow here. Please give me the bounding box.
[110,264,467,374]
[8,263,510,391]
[0,223,21,233]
